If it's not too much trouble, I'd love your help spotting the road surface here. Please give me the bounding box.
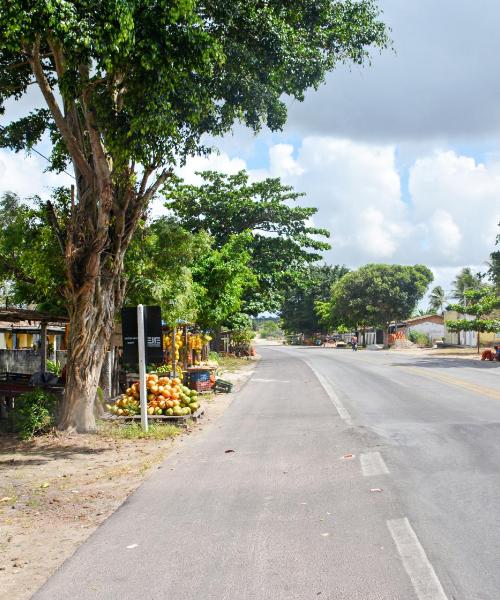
[33,346,500,600]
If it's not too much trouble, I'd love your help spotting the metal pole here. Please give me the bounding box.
[40,321,47,372]
[171,325,177,378]
[137,305,148,431]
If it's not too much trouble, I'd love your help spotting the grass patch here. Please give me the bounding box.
[98,421,181,440]
[216,355,251,373]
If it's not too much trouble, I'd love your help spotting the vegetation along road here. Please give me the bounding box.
[33,345,500,600]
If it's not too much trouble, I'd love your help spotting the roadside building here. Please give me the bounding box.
[402,314,445,344]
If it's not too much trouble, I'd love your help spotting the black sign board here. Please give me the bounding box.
[121,306,163,369]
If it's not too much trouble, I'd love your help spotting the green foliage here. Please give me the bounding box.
[99,421,180,440]
[257,320,282,339]
[326,264,434,329]
[0,192,66,313]
[446,288,500,333]
[451,267,484,306]
[489,223,500,293]
[165,170,331,314]
[230,328,255,347]
[12,389,57,440]
[408,330,432,347]
[1,1,388,168]
[125,217,211,325]
[428,285,447,314]
[193,233,256,329]
[46,359,61,376]
[280,265,349,334]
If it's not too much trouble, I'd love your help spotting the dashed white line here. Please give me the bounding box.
[360,451,390,477]
[305,361,352,424]
[387,518,448,600]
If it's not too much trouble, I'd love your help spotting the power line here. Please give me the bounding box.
[29,147,75,180]
[0,124,75,180]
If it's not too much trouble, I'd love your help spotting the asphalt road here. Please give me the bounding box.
[33,347,500,600]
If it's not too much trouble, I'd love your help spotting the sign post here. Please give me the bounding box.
[137,304,148,432]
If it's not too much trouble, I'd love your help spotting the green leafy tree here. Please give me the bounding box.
[451,267,484,306]
[0,191,67,313]
[125,217,211,326]
[428,285,447,315]
[326,264,434,345]
[192,233,256,330]
[257,320,283,340]
[0,1,387,430]
[165,170,331,314]
[280,265,349,334]
[446,288,500,352]
[488,223,500,293]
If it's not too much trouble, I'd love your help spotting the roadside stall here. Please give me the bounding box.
[0,308,68,423]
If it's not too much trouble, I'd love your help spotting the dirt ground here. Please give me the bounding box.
[385,346,486,360]
[0,359,255,600]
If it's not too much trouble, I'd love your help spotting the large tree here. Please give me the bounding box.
[0,1,387,430]
[326,264,434,345]
[428,285,447,315]
[280,264,349,334]
[451,267,484,306]
[165,170,331,314]
[0,191,66,313]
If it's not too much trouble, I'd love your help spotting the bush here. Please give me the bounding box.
[46,359,61,376]
[408,330,432,347]
[12,389,57,440]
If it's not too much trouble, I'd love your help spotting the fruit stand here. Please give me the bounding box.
[107,372,203,422]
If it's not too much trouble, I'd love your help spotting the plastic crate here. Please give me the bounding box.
[191,379,213,393]
[214,379,233,393]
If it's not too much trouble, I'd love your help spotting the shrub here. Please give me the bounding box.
[46,359,61,376]
[408,330,432,347]
[12,389,57,440]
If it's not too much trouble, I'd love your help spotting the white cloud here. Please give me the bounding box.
[429,209,462,258]
[0,150,73,199]
[261,136,499,291]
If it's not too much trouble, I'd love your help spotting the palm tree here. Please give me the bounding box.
[428,286,447,314]
[451,267,483,307]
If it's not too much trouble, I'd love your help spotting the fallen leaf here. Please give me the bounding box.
[0,497,13,503]
[40,482,50,489]
[370,488,383,493]
[341,454,355,460]
[126,544,138,549]
[225,449,235,454]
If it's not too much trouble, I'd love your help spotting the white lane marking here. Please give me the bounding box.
[387,518,448,600]
[360,452,390,477]
[252,378,290,383]
[305,361,352,424]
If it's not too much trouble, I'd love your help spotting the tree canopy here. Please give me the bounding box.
[325,264,434,332]
[280,264,349,334]
[446,288,500,343]
[165,170,331,314]
[451,267,484,306]
[428,285,447,315]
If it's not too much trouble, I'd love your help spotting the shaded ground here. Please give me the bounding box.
[0,358,255,600]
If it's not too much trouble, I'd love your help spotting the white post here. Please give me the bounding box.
[137,305,148,431]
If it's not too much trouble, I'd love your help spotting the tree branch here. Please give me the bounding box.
[0,255,37,286]
[45,201,66,255]
[27,36,94,183]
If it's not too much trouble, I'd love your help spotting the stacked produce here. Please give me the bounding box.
[164,330,183,362]
[107,373,200,417]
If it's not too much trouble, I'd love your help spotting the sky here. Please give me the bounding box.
[1,0,500,303]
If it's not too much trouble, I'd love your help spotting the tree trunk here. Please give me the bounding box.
[58,278,119,432]
[383,328,389,349]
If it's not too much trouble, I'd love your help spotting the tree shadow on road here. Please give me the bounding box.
[390,357,500,370]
